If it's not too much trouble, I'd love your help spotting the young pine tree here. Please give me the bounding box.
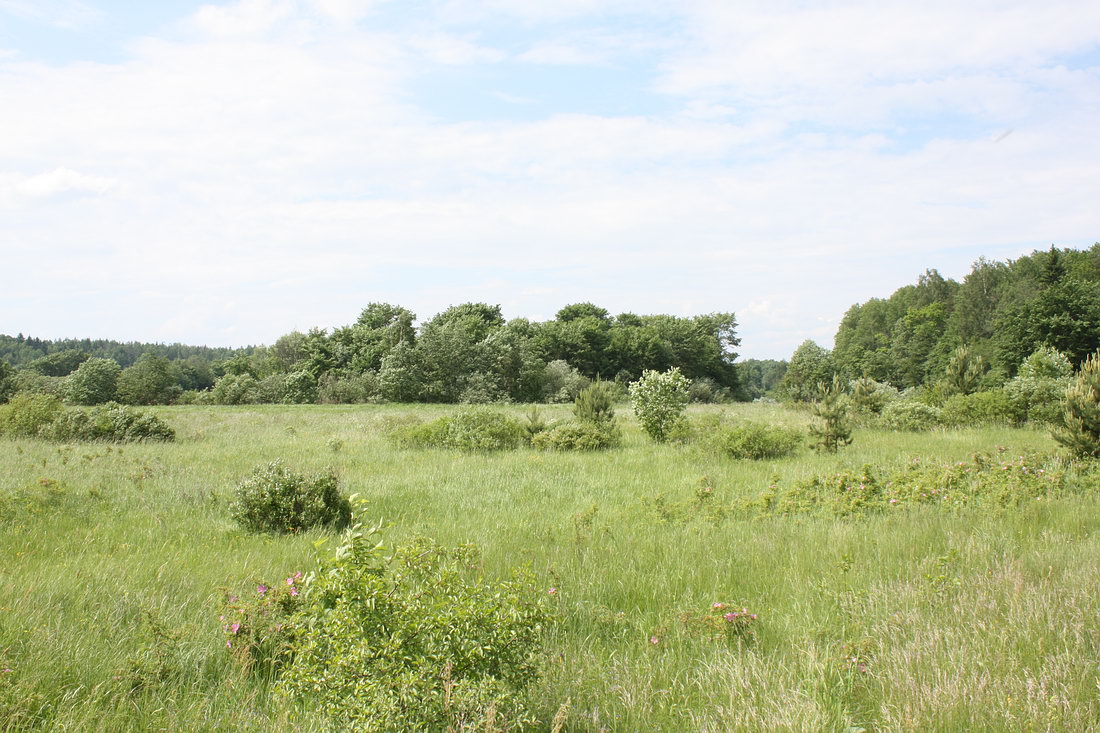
[1054,351,1100,457]
[810,375,853,453]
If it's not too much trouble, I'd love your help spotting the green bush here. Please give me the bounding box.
[629,368,691,443]
[542,360,590,403]
[0,393,64,437]
[230,461,352,534]
[531,421,620,451]
[881,400,942,431]
[276,524,552,731]
[709,422,801,460]
[317,372,378,404]
[39,402,174,442]
[0,360,16,403]
[849,377,897,414]
[573,381,616,425]
[1003,375,1069,425]
[393,408,524,451]
[1055,351,1100,457]
[940,390,1022,427]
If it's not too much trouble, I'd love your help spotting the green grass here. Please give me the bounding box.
[1,403,1098,730]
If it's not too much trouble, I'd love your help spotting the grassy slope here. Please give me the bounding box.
[1,403,1098,731]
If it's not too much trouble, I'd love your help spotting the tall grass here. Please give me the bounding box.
[1,403,1095,730]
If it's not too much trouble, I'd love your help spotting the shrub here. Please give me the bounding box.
[413,408,524,451]
[37,402,174,442]
[629,368,691,443]
[318,372,378,404]
[531,421,620,451]
[709,422,801,460]
[276,525,552,731]
[64,357,121,405]
[1055,351,1100,457]
[943,345,988,395]
[521,407,548,443]
[230,461,352,534]
[688,377,731,403]
[1018,345,1073,379]
[0,393,64,437]
[11,371,65,397]
[117,353,181,405]
[1003,375,1070,425]
[281,370,318,404]
[881,400,942,431]
[940,389,1022,427]
[209,374,261,405]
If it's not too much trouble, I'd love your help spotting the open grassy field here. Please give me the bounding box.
[2,402,1099,731]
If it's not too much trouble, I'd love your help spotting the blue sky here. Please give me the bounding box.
[2,0,1099,359]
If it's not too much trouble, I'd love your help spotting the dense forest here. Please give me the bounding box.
[0,304,741,405]
[779,244,1100,398]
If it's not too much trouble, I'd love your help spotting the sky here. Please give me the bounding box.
[1,0,1099,360]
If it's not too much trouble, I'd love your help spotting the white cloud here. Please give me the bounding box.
[0,0,1098,357]
[0,0,99,28]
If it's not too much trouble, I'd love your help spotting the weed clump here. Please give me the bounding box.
[230,461,351,534]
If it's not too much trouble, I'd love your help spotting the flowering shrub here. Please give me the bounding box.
[629,368,691,443]
[221,573,303,676]
[274,521,554,731]
[230,461,352,534]
[680,602,759,643]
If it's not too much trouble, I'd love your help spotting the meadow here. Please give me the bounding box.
[2,402,1099,731]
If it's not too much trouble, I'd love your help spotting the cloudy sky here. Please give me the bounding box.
[2,0,1098,359]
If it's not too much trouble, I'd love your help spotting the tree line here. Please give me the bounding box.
[0,303,742,405]
[780,244,1100,398]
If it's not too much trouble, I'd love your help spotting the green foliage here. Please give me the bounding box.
[1054,351,1100,457]
[377,342,422,402]
[0,360,15,404]
[629,368,691,443]
[230,461,352,534]
[38,403,175,442]
[708,422,801,460]
[208,374,261,405]
[943,345,988,396]
[530,421,620,451]
[317,371,378,404]
[393,408,524,451]
[809,376,852,453]
[940,390,1022,427]
[1018,345,1073,379]
[281,370,317,404]
[542,359,590,403]
[276,524,552,731]
[0,393,64,437]
[64,357,121,405]
[881,400,942,431]
[221,573,303,676]
[11,370,65,397]
[521,407,548,442]
[849,377,897,414]
[779,340,835,402]
[573,381,616,425]
[24,349,90,377]
[752,452,1072,518]
[117,353,180,405]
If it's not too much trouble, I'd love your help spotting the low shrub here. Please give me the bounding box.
[0,393,64,437]
[747,452,1074,518]
[318,372,378,404]
[392,408,524,451]
[35,402,175,442]
[531,421,620,451]
[275,524,553,731]
[1003,376,1069,426]
[629,368,691,443]
[881,400,942,431]
[708,422,801,460]
[940,389,1023,427]
[230,461,352,534]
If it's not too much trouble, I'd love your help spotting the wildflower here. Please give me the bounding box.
[226,640,232,648]
[889,498,898,504]
[724,612,738,622]
[286,577,295,586]
[293,571,302,580]
[548,587,557,596]
[290,587,299,596]
[231,623,240,634]
[649,636,660,645]
[712,602,725,610]
[257,584,268,595]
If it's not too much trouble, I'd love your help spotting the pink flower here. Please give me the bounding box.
[712,602,725,610]
[293,571,302,580]
[548,587,557,596]
[290,587,299,596]
[725,612,738,622]
[226,640,232,648]
[231,623,240,634]
[649,636,659,645]
[286,577,295,586]
[257,584,268,595]
[889,498,898,504]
